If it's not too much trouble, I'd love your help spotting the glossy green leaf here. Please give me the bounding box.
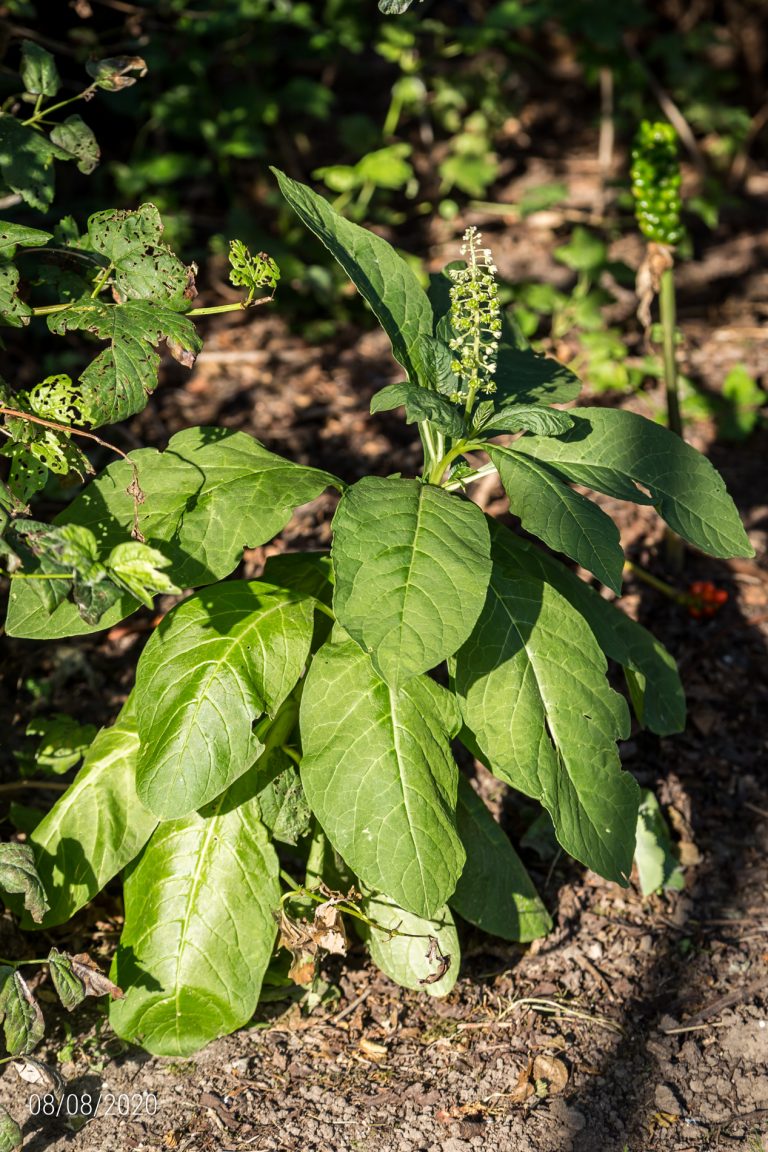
[300,636,464,918]
[488,445,624,593]
[49,115,99,175]
[20,40,60,96]
[109,776,280,1057]
[5,428,337,639]
[0,843,49,924]
[105,541,180,608]
[481,403,574,437]
[332,477,491,684]
[454,550,638,884]
[261,552,334,604]
[256,750,312,845]
[450,776,551,942]
[0,971,44,1056]
[47,299,202,426]
[635,789,684,896]
[21,700,157,929]
[494,324,582,406]
[359,892,458,996]
[273,169,434,387]
[510,408,753,558]
[489,523,685,735]
[370,382,468,439]
[134,581,314,819]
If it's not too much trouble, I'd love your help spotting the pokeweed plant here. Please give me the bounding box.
[2,168,753,1061]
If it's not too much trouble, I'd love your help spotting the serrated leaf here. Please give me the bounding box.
[5,428,336,639]
[273,168,434,387]
[488,445,625,593]
[134,581,314,819]
[47,299,202,426]
[510,408,753,558]
[20,700,157,929]
[489,523,685,735]
[87,204,194,308]
[332,477,491,685]
[0,264,31,327]
[300,636,465,918]
[109,776,280,1057]
[358,892,458,996]
[0,221,51,262]
[0,115,71,211]
[49,115,99,175]
[371,382,468,438]
[20,40,60,97]
[0,1105,22,1152]
[0,972,44,1056]
[453,546,638,884]
[0,843,49,923]
[450,776,551,942]
[482,403,574,437]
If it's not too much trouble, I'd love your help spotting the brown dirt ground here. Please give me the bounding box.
[1,148,767,1152]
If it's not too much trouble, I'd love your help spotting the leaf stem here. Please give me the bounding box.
[21,83,98,126]
[442,460,497,492]
[0,779,69,793]
[188,297,273,317]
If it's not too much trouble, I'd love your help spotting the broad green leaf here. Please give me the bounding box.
[48,299,202,426]
[5,428,337,639]
[105,541,180,607]
[0,971,44,1056]
[0,843,49,924]
[634,789,684,896]
[332,477,491,684]
[358,892,458,996]
[134,581,314,819]
[25,713,96,776]
[371,382,468,439]
[494,315,582,405]
[453,552,638,884]
[0,221,51,261]
[450,776,551,942]
[109,777,279,1057]
[482,403,574,437]
[49,115,99,175]
[0,115,71,211]
[0,1105,22,1152]
[273,168,434,387]
[20,704,156,929]
[300,636,464,918]
[510,408,753,558]
[87,204,193,307]
[488,445,624,593]
[20,40,60,96]
[489,523,685,735]
[262,551,334,604]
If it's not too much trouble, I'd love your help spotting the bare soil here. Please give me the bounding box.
[1,147,767,1152]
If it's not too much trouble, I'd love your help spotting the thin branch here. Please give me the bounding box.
[0,407,144,538]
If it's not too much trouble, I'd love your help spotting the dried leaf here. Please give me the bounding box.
[419,935,451,985]
[532,1053,569,1094]
[287,949,316,987]
[358,1037,387,1060]
[506,1058,535,1104]
[68,952,124,1000]
[313,899,348,956]
[12,1056,64,1095]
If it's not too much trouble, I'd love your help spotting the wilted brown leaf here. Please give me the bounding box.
[532,1053,569,1095]
[69,953,124,1000]
[419,935,451,985]
[507,1058,535,1103]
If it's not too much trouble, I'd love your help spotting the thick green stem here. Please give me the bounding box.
[660,266,682,438]
[659,264,685,571]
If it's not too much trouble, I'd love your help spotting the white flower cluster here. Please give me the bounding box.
[448,226,501,408]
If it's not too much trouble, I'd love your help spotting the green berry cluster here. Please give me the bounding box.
[448,226,501,409]
[631,121,685,247]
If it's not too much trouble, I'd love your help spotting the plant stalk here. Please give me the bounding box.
[659,264,685,571]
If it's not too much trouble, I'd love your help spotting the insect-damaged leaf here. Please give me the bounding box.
[47,299,202,427]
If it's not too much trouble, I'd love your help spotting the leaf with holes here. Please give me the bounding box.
[88,204,195,307]
[47,299,202,426]
[49,116,99,175]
